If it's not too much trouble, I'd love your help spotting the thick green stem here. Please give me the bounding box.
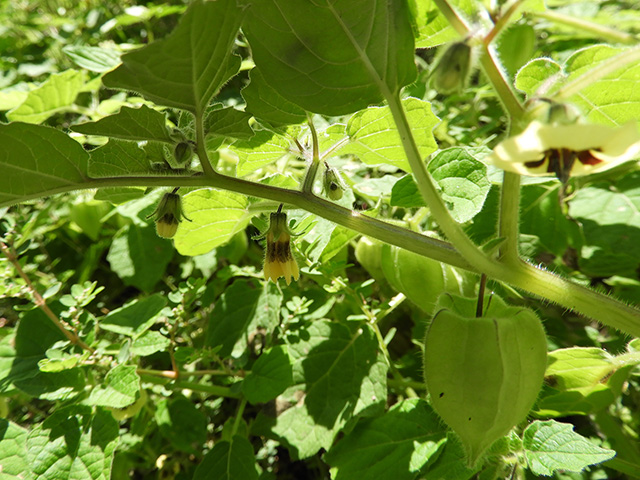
[171,380,241,398]
[301,115,321,194]
[498,172,521,260]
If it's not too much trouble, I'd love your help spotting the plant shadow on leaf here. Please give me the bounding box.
[1,309,84,400]
[254,320,386,459]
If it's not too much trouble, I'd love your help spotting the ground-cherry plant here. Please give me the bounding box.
[1,0,640,478]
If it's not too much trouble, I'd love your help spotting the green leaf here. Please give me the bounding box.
[562,45,640,125]
[0,123,89,207]
[99,294,167,338]
[243,346,293,404]
[337,97,439,171]
[0,419,29,477]
[88,140,152,178]
[155,396,207,454]
[173,188,250,256]
[193,436,259,480]
[427,148,491,223]
[205,279,263,359]
[7,70,86,124]
[391,147,490,222]
[241,68,307,126]
[205,106,255,140]
[131,331,170,357]
[325,398,446,480]
[94,187,146,204]
[523,420,616,476]
[231,129,292,177]
[63,45,121,73]
[568,173,640,277]
[266,321,387,459]
[24,407,119,480]
[87,365,140,409]
[106,224,175,291]
[242,0,417,116]
[517,46,640,126]
[319,226,359,263]
[102,0,243,113]
[515,58,562,96]
[72,105,173,143]
[546,347,614,390]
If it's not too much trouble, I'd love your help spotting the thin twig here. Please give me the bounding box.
[0,240,95,352]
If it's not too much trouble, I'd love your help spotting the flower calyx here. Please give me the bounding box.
[148,190,191,239]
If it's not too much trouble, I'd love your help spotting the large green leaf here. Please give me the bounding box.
[0,408,119,480]
[206,280,283,361]
[88,140,152,178]
[241,68,307,126]
[103,0,243,114]
[193,436,259,480]
[325,398,446,480]
[72,105,173,143]
[155,396,208,454]
[243,346,293,404]
[242,0,417,116]
[263,320,387,459]
[7,70,86,124]
[568,172,640,277]
[173,188,251,256]
[0,123,89,207]
[336,97,439,171]
[516,45,640,126]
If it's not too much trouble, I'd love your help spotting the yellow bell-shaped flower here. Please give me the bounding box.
[263,210,300,285]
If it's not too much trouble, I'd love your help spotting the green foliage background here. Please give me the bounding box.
[1,0,640,479]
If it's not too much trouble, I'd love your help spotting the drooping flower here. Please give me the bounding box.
[147,191,190,238]
[488,121,640,182]
[262,208,299,285]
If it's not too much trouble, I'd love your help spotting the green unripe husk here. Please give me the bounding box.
[430,41,472,94]
[380,244,467,314]
[424,306,547,467]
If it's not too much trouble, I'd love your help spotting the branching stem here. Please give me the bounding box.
[0,240,95,353]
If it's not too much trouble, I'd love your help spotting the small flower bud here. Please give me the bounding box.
[147,192,189,239]
[431,41,472,95]
[322,165,346,201]
[173,142,192,165]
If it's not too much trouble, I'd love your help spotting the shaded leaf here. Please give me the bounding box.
[193,436,259,480]
[103,0,243,113]
[73,105,173,143]
[243,0,416,115]
[243,346,293,404]
[106,224,175,292]
[325,398,446,480]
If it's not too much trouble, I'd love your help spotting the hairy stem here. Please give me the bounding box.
[530,10,639,46]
